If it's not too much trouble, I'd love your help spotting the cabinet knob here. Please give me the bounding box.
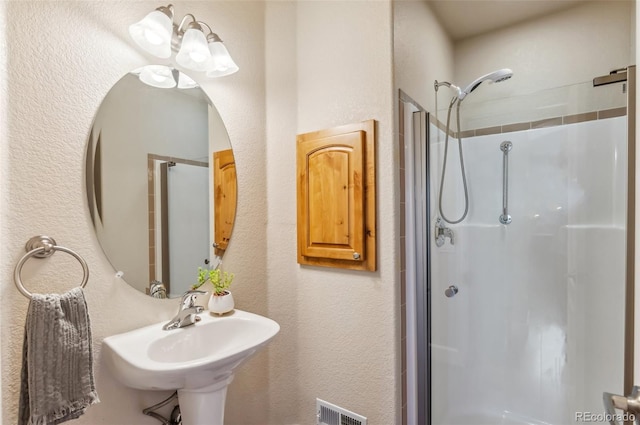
[353,252,361,260]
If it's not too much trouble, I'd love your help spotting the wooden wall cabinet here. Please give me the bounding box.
[296,120,376,271]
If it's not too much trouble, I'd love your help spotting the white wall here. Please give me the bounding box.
[394,0,454,110]
[454,1,634,103]
[450,1,634,131]
[266,1,399,424]
[264,3,299,423]
[0,1,7,417]
[0,1,267,424]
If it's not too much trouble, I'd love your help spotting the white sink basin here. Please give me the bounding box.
[102,309,279,425]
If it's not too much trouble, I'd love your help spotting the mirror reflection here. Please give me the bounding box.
[86,67,237,298]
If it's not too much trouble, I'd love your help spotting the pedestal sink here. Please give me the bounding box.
[102,309,280,425]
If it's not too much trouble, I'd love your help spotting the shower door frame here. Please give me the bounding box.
[625,65,636,397]
[401,64,637,425]
[400,91,431,425]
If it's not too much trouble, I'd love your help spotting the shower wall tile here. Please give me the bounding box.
[474,126,501,136]
[598,107,627,119]
[563,111,597,124]
[502,122,530,133]
[531,117,563,129]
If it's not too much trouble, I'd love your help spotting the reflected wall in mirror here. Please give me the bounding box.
[86,67,237,298]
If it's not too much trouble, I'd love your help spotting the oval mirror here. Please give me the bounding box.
[86,66,237,298]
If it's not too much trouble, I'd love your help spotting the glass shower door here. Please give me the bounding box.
[426,78,630,425]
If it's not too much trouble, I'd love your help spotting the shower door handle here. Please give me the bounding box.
[499,141,512,225]
[603,386,640,424]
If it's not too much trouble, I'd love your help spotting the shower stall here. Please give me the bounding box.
[402,67,636,424]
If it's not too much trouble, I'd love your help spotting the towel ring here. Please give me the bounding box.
[14,235,89,299]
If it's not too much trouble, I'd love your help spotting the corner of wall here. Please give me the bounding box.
[264,2,300,424]
[0,1,6,418]
[393,0,454,112]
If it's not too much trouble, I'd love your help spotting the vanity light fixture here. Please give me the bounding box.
[133,65,199,89]
[139,65,177,88]
[177,72,198,89]
[129,4,239,77]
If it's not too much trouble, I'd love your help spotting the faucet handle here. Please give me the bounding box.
[180,290,206,309]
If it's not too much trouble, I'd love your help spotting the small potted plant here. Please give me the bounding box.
[192,267,235,315]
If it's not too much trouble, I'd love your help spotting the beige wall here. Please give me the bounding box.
[265,1,399,424]
[1,1,400,424]
[0,1,6,414]
[394,0,454,111]
[454,1,634,103]
[0,1,267,424]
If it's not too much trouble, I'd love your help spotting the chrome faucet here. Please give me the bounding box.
[162,290,206,331]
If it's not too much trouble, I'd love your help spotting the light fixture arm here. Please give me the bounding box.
[176,14,199,35]
[197,21,223,43]
[156,4,175,19]
[171,13,201,52]
[197,21,213,34]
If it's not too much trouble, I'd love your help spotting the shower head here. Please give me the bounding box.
[458,68,513,101]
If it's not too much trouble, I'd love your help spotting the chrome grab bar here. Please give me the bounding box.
[499,141,512,225]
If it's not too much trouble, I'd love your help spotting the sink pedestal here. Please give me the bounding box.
[178,377,234,425]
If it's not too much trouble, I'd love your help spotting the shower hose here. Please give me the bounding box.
[437,96,469,224]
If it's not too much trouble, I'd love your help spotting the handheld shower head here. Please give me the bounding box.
[458,68,513,101]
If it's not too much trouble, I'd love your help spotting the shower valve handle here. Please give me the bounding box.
[435,218,454,247]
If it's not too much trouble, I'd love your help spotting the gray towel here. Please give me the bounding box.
[18,287,99,425]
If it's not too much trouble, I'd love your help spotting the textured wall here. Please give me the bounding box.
[266,1,399,424]
[454,1,634,103]
[0,1,267,424]
[0,1,7,416]
[394,0,455,111]
[2,1,400,424]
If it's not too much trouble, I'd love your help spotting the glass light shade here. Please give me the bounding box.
[129,10,173,58]
[206,41,239,78]
[175,28,213,72]
[177,72,198,89]
[138,65,177,89]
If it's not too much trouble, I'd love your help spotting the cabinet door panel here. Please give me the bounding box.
[303,132,364,260]
[297,120,375,271]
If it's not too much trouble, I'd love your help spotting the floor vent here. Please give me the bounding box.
[316,399,367,425]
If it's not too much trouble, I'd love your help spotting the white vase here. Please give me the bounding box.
[208,290,234,315]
